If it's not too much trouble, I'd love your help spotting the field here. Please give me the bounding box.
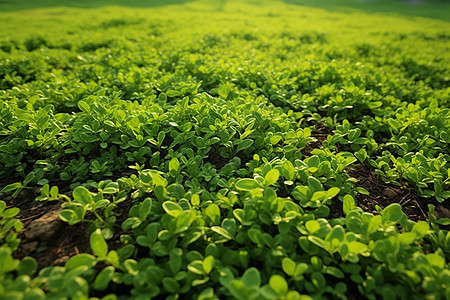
[0,0,449,299]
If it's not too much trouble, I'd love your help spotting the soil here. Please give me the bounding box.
[346,164,450,222]
[302,123,334,156]
[9,183,139,271]
[9,187,92,269]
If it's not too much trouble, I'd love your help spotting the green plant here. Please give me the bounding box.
[1,0,449,298]
[59,181,123,239]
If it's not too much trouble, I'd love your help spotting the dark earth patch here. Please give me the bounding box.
[10,186,91,269]
[302,123,334,157]
[10,181,136,270]
[347,164,450,222]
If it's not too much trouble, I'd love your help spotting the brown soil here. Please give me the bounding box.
[9,181,136,270]
[302,123,334,156]
[347,164,450,222]
[9,187,91,269]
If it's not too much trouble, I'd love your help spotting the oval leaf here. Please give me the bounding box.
[90,229,108,258]
[265,169,280,186]
[235,178,259,191]
[237,139,254,152]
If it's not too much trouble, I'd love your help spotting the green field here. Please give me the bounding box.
[1,0,449,299]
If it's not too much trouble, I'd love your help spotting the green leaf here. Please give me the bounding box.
[435,218,450,225]
[265,169,280,186]
[342,119,350,133]
[65,254,96,270]
[159,92,167,101]
[412,221,429,237]
[228,280,248,300]
[347,241,368,254]
[307,176,323,192]
[367,215,382,235]
[235,178,259,191]
[282,160,295,181]
[326,225,345,248]
[368,101,382,109]
[324,266,344,279]
[198,287,215,300]
[94,266,115,291]
[191,194,200,206]
[269,274,288,295]
[282,257,296,276]
[163,201,183,217]
[169,157,180,175]
[139,198,152,220]
[77,100,90,113]
[40,184,50,197]
[388,119,401,133]
[305,220,320,234]
[270,135,282,145]
[222,218,236,236]
[94,199,110,209]
[248,228,263,245]
[307,156,320,168]
[158,131,166,146]
[166,90,181,97]
[59,209,81,224]
[241,267,261,287]
[260,285,278,299]
[196,136,206,148]
[106,250,119,267]
[426,254,445,269]
[348,128,361,141]
[399,232,416,244]
[382,203,403,222]
[2,207,19,218]
[203,256,215,274]
[343,194,356,215]
[211,226,233,240]
[219,84,231,99]
[205,204,221,225]
[311,191,327,202]
[50,186,59,198]
[327,187,340,198]
[73,186,94,205]
[308,236,327,250]
[355,148,368,163]
[311,271,326,289]
[294,263,308,278]
[163,277,180,293]
[353,187,370,195]
[0,182,22,195]
[292,186,312,204]
[169,248,182,273]
[104,120,115,127]
[237,139,254,152]
[175,210,195,229]
[0,201,5,214]
[90,229,108,258]
[0,247,20,274]
[407,168,421,183]
[17,256,37,276]
[67,275,89,296]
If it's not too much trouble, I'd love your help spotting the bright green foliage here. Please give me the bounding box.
[0,0,449,299]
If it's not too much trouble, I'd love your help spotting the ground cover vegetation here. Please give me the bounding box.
[0,0,449,299]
